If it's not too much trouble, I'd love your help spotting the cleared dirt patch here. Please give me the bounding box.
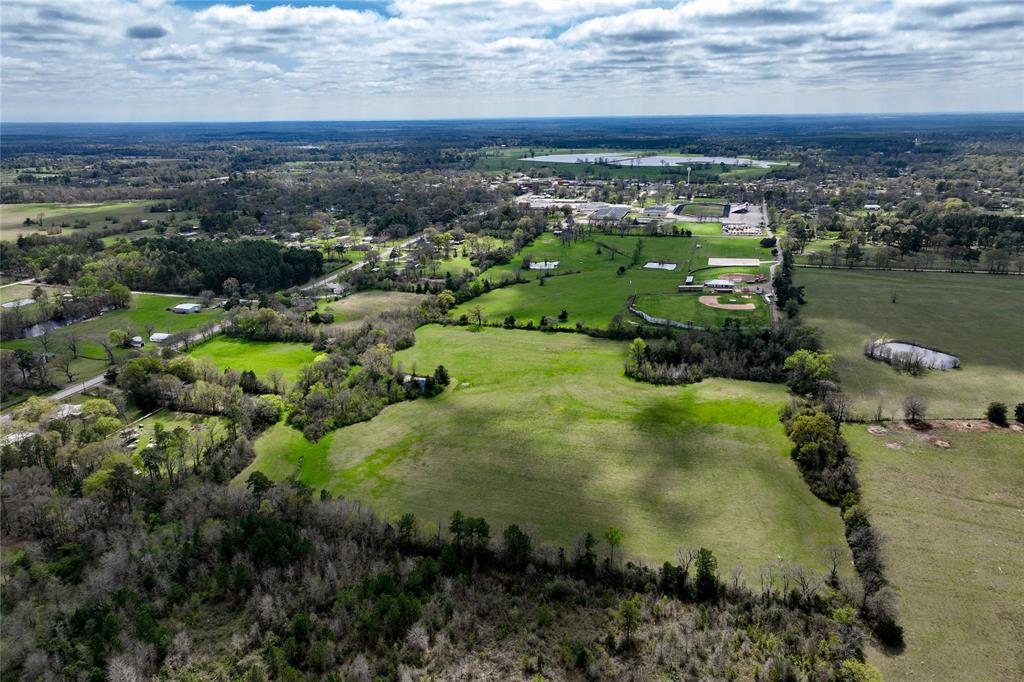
[699,295,756,311]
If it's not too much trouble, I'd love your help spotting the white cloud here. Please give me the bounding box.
[1,0,1022,120]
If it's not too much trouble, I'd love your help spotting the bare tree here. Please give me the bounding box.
[825,545,844,586]
[53,352,76,383]
[97,336,116,364]
[65,332,81,359]
[267,369,285,394]
[903,395,927,424]
[37,330,54,355]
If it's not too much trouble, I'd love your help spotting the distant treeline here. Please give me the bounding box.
[92,238,323,294]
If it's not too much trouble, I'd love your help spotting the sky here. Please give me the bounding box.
[2,0,1023,121]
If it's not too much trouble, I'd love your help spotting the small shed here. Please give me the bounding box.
[130,336,145,348]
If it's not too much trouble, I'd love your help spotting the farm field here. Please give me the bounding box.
[190,337,322,382]
[797,269,1024,418]
[460,234,772,329]
[241,325,849,574]
[0,200,164,240]
[847,424,1024,681]
[2,294,222,388]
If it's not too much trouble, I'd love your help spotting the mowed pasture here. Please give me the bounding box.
[2,294,222,387]
[190,337,322,383]
[0,201,162,240]
[242,325,849,574]
[797,269,1024,418]
[847,424,1024,681]
[458,235,773,329]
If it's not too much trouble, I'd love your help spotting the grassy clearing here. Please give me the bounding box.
[190,337,322,382]
[0,201,164,240]
[322,291,427,328]
[2,294,222,387]
[129,410,228,457]
[242,325,849,574]
[847,424,1024,681]
[797,269,1024,418]
[459,235,771,329]
[0,284,42,306]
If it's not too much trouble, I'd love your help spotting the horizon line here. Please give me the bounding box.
[3,110,1023,126]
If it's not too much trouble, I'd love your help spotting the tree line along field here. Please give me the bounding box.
[240,325,850,575]
[796,269,1024,419]
[455,234,773,330]
[2,293,222,387]
[845,424,1024,681]
[0,200,168,240]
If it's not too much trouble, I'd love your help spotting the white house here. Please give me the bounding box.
[149,332,172,343]
[172,302,203,314]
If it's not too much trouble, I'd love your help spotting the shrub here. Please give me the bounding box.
[1015,402,1024,424]
[986,402,1008,426]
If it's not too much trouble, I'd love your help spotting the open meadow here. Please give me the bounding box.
[190,337,322,383]
[797,269,1024,418]
[321,291,427,330]
[847,423,1024,681]
[0,200,164,240]
[459,234,773,329]
[241,325,849,574]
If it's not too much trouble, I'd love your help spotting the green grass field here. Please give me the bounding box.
[677,220,727,236]
[241,325,849,573]
[633,292,769,328]
[190,337,322,382]
[1,294,222,388]
[0,201,164,240]
[797,269,1024,418]
[847,424,1024,681]
[458,235,772,329]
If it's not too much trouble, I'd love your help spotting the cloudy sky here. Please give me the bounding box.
[2,0,1022,121]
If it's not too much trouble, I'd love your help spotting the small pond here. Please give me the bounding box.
[869,341,960,370]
